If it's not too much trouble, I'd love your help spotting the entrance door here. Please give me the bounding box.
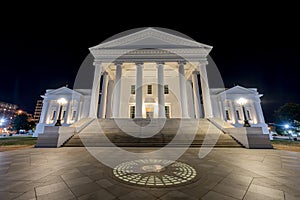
[146,107,154,118]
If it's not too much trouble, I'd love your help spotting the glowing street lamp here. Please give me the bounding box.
[55,98,67,126]
[237,98,251,127]
[284,124,290,129]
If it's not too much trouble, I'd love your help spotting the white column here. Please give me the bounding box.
[106,80,114,118]
[40,100,49,123]
[192,71,203,118]
[157,63,165,118]
[112,63,122,118]
[135,63,143,118]
[76,101,82,121]
[89,64,102,118]
[220,99,227,121]
[179,62,189,118]
[199,62,213,118]
[99,72,109,118]
[254,100,264,123]
[231,101,239,124]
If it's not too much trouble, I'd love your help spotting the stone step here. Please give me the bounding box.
[63,119,242,148]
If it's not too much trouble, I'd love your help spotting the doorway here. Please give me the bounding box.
[146,107,154,118]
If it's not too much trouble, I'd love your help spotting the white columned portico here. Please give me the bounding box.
[179,62,189,118]
[89,64,102,118]
[157,63,165,118]
[99,72,109,118]
[135,63,143,118]
[199,62,213,118]
[191,71,203,118]
[112,63,122,118]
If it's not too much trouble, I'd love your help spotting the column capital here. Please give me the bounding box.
[114,62,123,66]
[192,70,200,75]
[135,62,144,65]
[102,71,108,75]
[156,61,165,65]
[197,61,208,66]
[178,60,187,65]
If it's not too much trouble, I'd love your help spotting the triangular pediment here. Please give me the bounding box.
[46,87,83,96]
[90,28,212,50]
[221,86,258,95]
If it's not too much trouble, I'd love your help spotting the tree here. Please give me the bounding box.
[274,103,300,124]
[274,103,300,135]
[11,113,30,131]
[28,121,36,131]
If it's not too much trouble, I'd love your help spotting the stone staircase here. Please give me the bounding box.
[63,119,242,148]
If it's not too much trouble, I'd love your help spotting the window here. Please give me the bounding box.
[51,111,56,120]
[165,106,170,118]
[71,111,76,120]
[225,110,230,120]
[236,110,241,120]
[164,85,169,94]
[131,85,135,95]
[62,111,66,120]
[130,106,135,118]
[147,85,152,94]
[247,110,251,120]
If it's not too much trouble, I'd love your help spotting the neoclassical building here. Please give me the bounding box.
[35,28,268,136]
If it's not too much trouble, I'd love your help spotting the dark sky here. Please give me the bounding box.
[0,4,299,122]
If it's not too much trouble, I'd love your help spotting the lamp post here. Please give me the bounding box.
[237,98,251,127]
[55,98,67,126]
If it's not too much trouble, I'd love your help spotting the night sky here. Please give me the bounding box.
[0,4,299,122]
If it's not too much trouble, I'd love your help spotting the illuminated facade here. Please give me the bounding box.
[35,28,268,136]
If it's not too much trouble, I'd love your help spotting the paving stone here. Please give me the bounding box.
[244,184,284,200]
[160,191,197,200]
[77,188,116,200]
[96,179,114,188]
[70,182,102,197]
[35,182,68,196]
[201,191,237,200]
[0,147,300,200]
[0,191,23,200]
[119,190,156,200]
[37,188,75,200]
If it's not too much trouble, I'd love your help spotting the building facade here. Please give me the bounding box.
[33,100,43,123]
[35,28,269,135]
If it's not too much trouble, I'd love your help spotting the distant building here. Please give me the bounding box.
[33,100,43,123]
[0,101,18,129]
[0,101,18,120]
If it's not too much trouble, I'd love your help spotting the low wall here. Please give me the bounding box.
[35,118,94,147]
[224,127,273,149]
